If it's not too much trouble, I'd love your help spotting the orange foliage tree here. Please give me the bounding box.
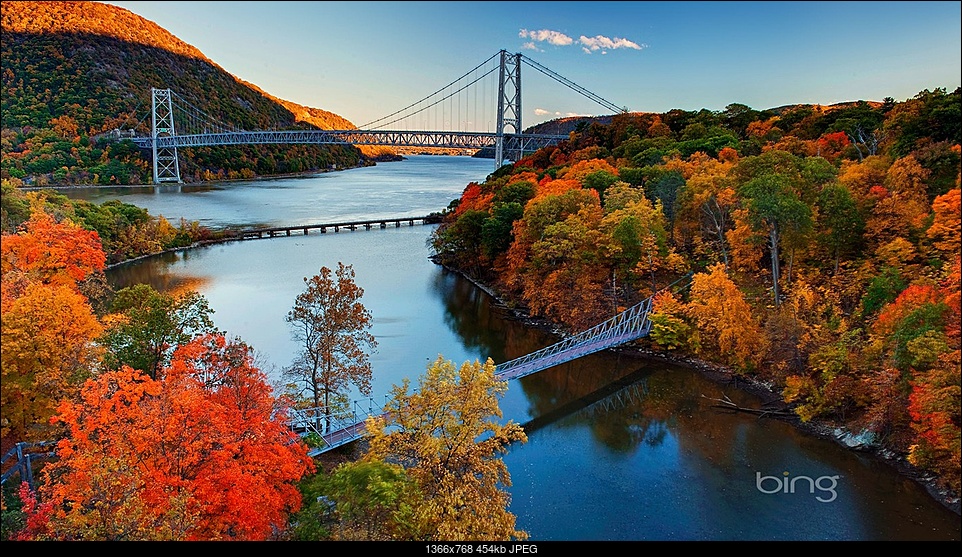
[1,199,105,304]
[522,205,610,330]
[1,283,102,441]
[18,334,314,541]
[926,187,961,256]
[502,187,600,298]
[1,201,107,441]
[864,155,931,248]
[673,156,737,268]
[686,263,768,373]
[863,283,951,446]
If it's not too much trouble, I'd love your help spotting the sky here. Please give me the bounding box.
[104,1,961,128]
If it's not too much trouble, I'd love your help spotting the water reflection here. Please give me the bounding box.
[503,358,961,541]
[107,252,213,296]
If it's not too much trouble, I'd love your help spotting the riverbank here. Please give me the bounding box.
[431,257,961,518]
[17,159,386,192]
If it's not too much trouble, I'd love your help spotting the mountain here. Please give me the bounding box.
[0,0,395,186]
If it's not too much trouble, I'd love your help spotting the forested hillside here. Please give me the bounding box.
[0,1,385,187]
[431,87,961,498]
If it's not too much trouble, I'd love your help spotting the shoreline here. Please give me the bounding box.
[16,161,378,192]
[431,257,962,518]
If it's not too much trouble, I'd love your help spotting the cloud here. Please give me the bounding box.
[534,108,587,118]
[519,29,574,46]
[579,35,645,54]
[519,28,645,55]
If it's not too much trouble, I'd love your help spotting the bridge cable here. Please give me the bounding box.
[118,97,143,131]
[363,65,499,130]
[359,51,501,129]
[169,91,242,134]
[520,54,628,115]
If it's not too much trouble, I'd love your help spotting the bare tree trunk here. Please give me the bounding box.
[704,198,730,271]
[769,226,781,307]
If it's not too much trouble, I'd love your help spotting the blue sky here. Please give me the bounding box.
[105,1,961,128]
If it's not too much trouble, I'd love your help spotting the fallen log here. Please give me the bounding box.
[702,394,796,419]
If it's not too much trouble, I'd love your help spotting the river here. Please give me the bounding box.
[62,155,961,541]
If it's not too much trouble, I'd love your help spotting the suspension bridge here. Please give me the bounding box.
[125,49,628,183]
[292,274,692,456]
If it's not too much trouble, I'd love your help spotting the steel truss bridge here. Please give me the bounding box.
[125,49,627,183]
[294,274,692,456]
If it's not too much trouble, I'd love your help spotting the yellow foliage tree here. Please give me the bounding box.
[686,263,768,373]
[1,285,102,440]
[927,188,961,256]
[363,357,528,541]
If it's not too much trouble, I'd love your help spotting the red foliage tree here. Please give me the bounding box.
[1,202,105,304]
[19,334,315,541]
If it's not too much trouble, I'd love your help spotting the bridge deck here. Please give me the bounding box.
[239,216,439,239]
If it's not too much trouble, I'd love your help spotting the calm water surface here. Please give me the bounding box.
[66,156,961,541]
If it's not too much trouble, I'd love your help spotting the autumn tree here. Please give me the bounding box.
[1,200,107,440]
[737,172,813,306]
[862,284,950,445]
[17,334,314,541]
[725,207,766,273]
[284,263,377,427]
[602,186,688,299]
[647,290,698,352]
[363,357,528,541]
[291,459,421,541]
[674,156,737,268]
[1,283,102,440]
[522,205,611,330]
[99,284,216,379]
[783,326,869,423]
[906,257,960,492]
[0,196,106,300]
[926,187,961,256]
[686,264,768,373]
[502,188,607,329]
[864,155,931,249]
[1,197,105,303]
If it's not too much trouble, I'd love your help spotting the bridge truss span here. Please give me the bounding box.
[133,129,567,152]
[494,297,654,381]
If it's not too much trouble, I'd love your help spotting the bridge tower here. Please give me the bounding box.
[494,50,522,167]
[151,88,182,184]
